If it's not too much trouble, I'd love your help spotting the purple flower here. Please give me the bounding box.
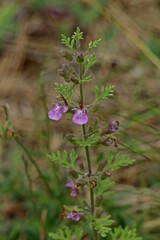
[72,108,88,125]
[67,212,80,221]
[48,103,68,121]
[65,181,77,197]
[108,121,119,132]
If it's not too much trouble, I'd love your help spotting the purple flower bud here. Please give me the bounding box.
[65,181,77,197]
[72,108,88,125]
[67,212,80,221]
[108,121,119,132]
[48,103,68,121]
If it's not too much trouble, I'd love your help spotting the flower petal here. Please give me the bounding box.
[67,212,80,221]
[72,109,88,125]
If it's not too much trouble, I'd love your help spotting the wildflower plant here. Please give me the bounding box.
[48,27,142,240]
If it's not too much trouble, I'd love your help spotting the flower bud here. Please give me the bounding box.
[89,176,97,189]
[60,50,73,61]
[77,178,86,187]
[76,52,84,63]
[101,170,111,180]
[68,170,78,179]
[97,160,107,171]
[108,121,119,133]
[71,75,79,84]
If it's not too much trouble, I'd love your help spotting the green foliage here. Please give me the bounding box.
[49,226,83,240]
[83,53,96,73]
[0,3,17,40]
[61,34,75,49]
[48,149,78,169]
[71,133,99,147]
[94,85,114,102]
[72,26,83,42]
[78,74,92,84]
[61,27,83,49]
[92,215,113,237]
[110,226,142,240]
[107,151,136,171]
[87,38,101,54]
[96,178,114,196]
[55,83,74,103]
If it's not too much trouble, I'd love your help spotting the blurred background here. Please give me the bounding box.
[0,0,160,239]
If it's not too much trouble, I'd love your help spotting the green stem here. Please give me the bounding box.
[79,62,96,239]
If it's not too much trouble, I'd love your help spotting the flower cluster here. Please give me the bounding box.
[48,103,88,125]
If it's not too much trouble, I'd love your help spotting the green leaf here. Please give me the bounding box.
[71,133,99,147]
[107,151,136,171]
[49,226,83,240]
[83,53,96,73]
[92,215,114,237]
[55,83,74,103]
[61,34,74,49]
[79,74,92,84]
[110,226,142,240]
[96,178,114,196]
[72,26,83,41]
[87,38,101,54]
[48,149,78,169]
[49,226,72,240]
[94,85,114,102]
[0,3,17,40]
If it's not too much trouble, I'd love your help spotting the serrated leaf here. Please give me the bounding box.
[48,149,78,169]
[94,85,114,102]
[107,151,136,171]
[92,215,113,237]
[110,226,142,240]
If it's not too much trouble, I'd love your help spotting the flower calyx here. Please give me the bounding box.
[59,50,73,61]
[89,176,97,189]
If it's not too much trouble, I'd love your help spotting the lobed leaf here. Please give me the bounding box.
[55,83,74,103]
[61,34,74,49]
[83,53,96,73]
[72,26,83,41]
[71,133,99,147]
[49,226,83,240]
[92,215,114,237]
[110,226,142,240]
[78,74,92,84]
[96,178,114,196]
[48,149,78,169]
[107,151,136,171]
[87,38,101,54]
[94,85,114,102]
